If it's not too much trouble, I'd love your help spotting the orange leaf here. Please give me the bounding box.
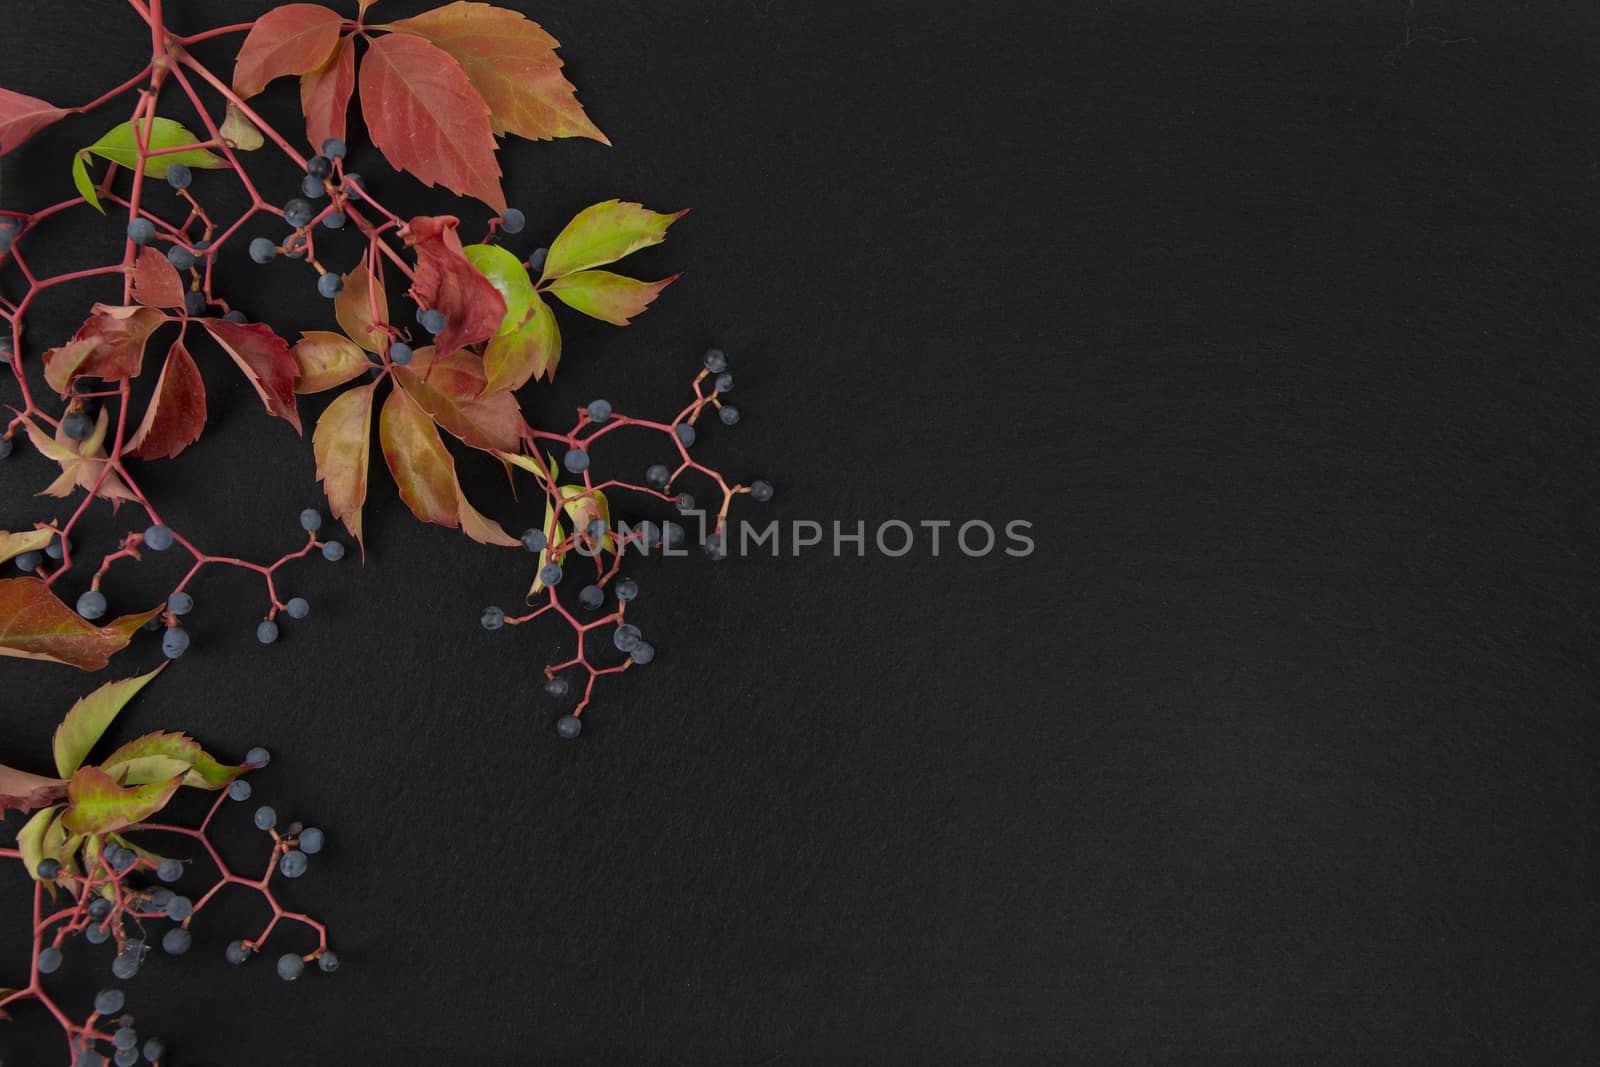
[314,381,375,549]
[27,411,138,504]
[385,1,608,145]
[127,342,206,460]
[359,33,504,210]
[42,304,165,394]
[379,385,457,526]
[405,215,506,356]
[394,345,526,452]
[334,259,389,353]
[292,331,370,394]
[130,246,185,309]
[545,270,679,326]
[233,3,345,98]
[0,87,70,155]
[0,578,160,671]
[200,318,301,432]
[300,34,356,151]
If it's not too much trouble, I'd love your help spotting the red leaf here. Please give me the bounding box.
[0,764,66,815]
[300,35,356,151]
[359,33,505,210]
[131,246,185,309]
[200,318,302,432]
[405,215,506,356]
[0,87,70,155]
[0,578,160,671]
[128,342,207,460]
[386,1,608,145]
[394,345,526,453]
[314,381,375,549]
[232,3,345,98]
[42,304,166,395]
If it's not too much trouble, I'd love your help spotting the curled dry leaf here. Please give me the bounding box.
[28,409,138,503]
[42,304,166,395]
[405,215,506,356]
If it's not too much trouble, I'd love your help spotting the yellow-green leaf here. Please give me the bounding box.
[84,118,226,179]
[100,731,244,790]
[483,292,560,392]
[463,243,535,333]
[52,665,166,777]
[0,528,55,565]
[545,270,677,326]
[219,103,264,151]
[540,199,685,281]
[72,151,102,213]
[104,754,193,786]
[61,765,182,835]
[17,806,59,881]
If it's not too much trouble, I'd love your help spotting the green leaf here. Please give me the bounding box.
[482,292,560,392]
[84,118,226,179]
[545,270,677,326]
[541,199,685,281]
[61,765,182,835]
[105,754,193,786]
[52,665,166,778]
[0,528,55,566]
[462,243,535,333]
[101,731,245,790]
[16,806,59,881]
[72,151,102,213]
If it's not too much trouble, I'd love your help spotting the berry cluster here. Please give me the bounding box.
[482,347,774,737]
[2,747,334,1065]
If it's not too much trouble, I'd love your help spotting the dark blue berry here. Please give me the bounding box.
[317,272,342,298]
[615,578,638,601]
[63,411,94,440]
[674,423,696,448]
[161,627,190,659]
[249,237,277,264]
[161,928,190,956]
[306,154,332,179]
[142,1037,166,1062]
[166,163,192,190]
[256,619,279,644]
[229,779,253,804]
[283,198,313,228]
[645,464,670,488]
[184,291,207,317]
[318,951,339,973]
[481,606,505,631]
[343,173,364,199]
[563,448,589,473]
[86,922,111,944]
[36,857,62,879]
[323,211,346,229]
[127,218,156,245]
[89,897,113,920]
[246,746,270,767]
[322,137,346,159]
[389,341,413,366]
[750,479,774,502]
[613,623,641,652]
[499,207,525,234]
[302,175,327,199]
[578,584,604,611]
[116,1049,138,1067]
[676,493,696,514]
[165,896,192,921]
[631,641,656,665]
[715,372,733,393]
[77,590,107,620]
[298,827,325,854]
[166,244,194,270]
[286,596,310,620]
[112,953,139,980]
[556,715,581,739]
[277,953,304,981]
[538,562,562,587]
[322,540,345,561]
[420,308,447,334]
[544,676,569,699]
[0,437,12,459]
[520,527,546,552]
[254,805,276,830]
[143,524,174,551]
[157,858,182,883]
[223,309,248,323]
[95,989,125,1015]
[587,398,612,422]
[299,507,322,531]
[703,348,728,373]
[719,405,740,425]
[279,850,308,878]
[705,531,727,561]
[525,247,548,274]
[226,940,251,964]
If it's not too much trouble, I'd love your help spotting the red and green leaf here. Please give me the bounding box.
[300,35,356,152]
[383,1,608,145]
[405,215,506,356]
[42,304,166,394]
[545,270,678,326]
[360,33,504,210]
[541,199,686,281]
[314,381,375,549]
[0,87,70,155]
[233,3,345,98]
[394,345,526,452]
[100,732,244,790]
[200,318,301,431]
[127,342,207,460]
[292,331,369,393]
[61,766,182,836]
[0,578,160,671]
[52,665,167,777]
[483,293,561,390]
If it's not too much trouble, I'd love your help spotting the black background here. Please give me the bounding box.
[4,0,1599,1062]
